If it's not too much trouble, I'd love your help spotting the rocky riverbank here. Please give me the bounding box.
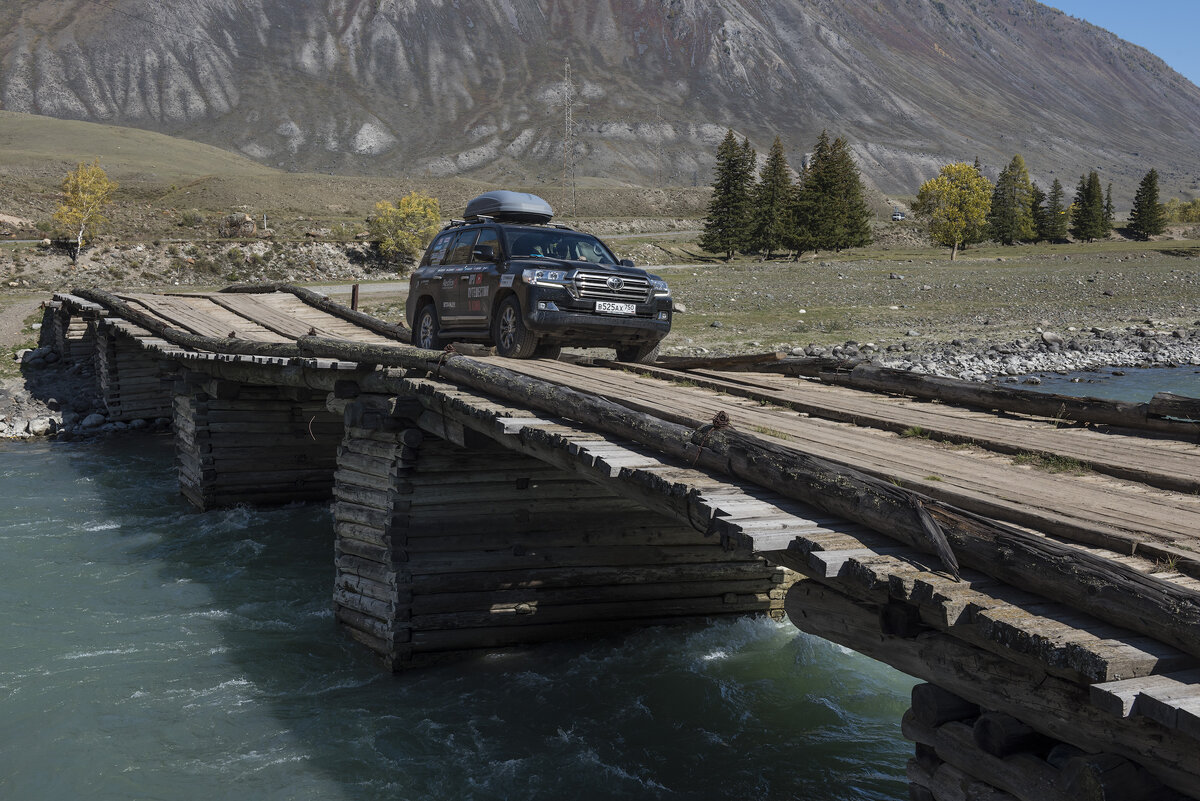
[764,320,1200,384]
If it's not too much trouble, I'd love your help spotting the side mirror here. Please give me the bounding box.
[472,244,497,262]
[619,258,635,268]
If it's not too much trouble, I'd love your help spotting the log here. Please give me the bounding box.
[652,351,787,370]
[822,364,1199,437]
[1056,753,1163,801]
[973,712,1053,758]
[1148,392,1200,422]
[912,683,981,727]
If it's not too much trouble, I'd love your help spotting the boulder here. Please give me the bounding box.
[218,213,257,238]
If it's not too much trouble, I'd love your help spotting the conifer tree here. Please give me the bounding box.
[1070,172,1107,242]
[1104,183,1115,230]
[988,154,1035,244]
[1029,183,1046,242]
[1042,179,1068,241]
[786,161,816,256]
[747,135,793,258]
[797,131,872,252]
[699,130,755,259]
[1129,168,1167,239]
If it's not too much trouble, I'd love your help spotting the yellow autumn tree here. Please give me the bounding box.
[369,191,441,268]
[53,159,118,263]
[913,162,992,260]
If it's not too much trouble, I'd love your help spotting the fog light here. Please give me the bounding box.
[657,311,669,321]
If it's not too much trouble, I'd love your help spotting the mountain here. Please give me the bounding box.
[2,0,1198,201]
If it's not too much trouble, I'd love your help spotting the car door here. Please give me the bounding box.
[457,226,502,330]
[439,229,478,326]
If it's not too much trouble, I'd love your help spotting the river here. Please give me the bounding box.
[0,435,918,801]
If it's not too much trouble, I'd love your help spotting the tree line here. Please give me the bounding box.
[916,156,1168,258]
[699,129,872,260]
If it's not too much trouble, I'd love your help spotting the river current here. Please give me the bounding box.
[0,436,918,801]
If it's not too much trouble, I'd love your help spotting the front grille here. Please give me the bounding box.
[575,272,651,303]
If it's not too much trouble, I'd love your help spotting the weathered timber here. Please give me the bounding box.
[820,364,1199,437]
[220,282,411,341]
[911,683,981,727]
[902,715,1067,801]
[290,337,1200,662]
[972,712,1053,758]
[1057,752,1168,801]
[652,351,787,370]
[785,580,1200,797]
[1148,392,1200,423]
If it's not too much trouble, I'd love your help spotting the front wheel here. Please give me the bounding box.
[492,297,539,358]
[615,341,661,364]
[413,304,444,350]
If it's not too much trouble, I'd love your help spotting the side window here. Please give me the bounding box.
[471,228,500,262]
[422,232,452,267]
[446,229,479,265]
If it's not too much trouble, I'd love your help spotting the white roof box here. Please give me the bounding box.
[464,191,554,224]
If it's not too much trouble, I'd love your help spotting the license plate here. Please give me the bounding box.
[595,301,635,315]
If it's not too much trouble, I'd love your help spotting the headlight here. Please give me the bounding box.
[522,268,572,286]
[650,278,670,296]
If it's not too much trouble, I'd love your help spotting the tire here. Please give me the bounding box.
[412,304,444,350]
[532,343,562,360]
[615,340,661,364]
[492,296,539,358]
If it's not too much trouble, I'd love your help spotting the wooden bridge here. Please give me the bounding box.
[44,285,1200,801]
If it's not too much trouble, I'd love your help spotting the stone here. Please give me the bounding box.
[28,417,55,436]
[709,321,723,328]
[218,213,257,238]
[81,413,107,428]
[1041,331,1064,347]
[906,329,920,337]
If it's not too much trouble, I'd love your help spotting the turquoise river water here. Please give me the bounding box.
[0,436,917,801]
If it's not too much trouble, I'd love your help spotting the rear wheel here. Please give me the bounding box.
[615,340,661,364]
[413,304,444,350]
[493,297,539,358]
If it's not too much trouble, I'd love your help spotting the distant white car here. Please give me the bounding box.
[891,211,906,221]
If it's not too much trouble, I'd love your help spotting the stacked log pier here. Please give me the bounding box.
[332,396,789,670]
[94,320,173,422]
[173,375,344,510]
[904,683,1193,801]
[46,295,101,362]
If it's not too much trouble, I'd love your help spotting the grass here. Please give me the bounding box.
[900,426,931,439]
[1012,452,1090,474]
[0,307,43,379]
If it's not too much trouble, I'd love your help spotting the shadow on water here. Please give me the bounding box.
[53,432,916,801]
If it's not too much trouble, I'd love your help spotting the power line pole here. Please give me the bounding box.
[561,58,585,216]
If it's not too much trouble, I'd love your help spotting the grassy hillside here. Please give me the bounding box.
[0,112,709,237]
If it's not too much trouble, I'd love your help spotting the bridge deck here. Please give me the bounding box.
[496,358,1200,574]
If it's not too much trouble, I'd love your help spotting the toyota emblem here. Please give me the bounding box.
[606,276,624,291]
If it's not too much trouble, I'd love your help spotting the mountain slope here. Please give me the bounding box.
[2,0,1198,199]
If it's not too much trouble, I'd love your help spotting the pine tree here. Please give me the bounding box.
[1104,183,1115,230]
[747,136,793,258]
[699,130,755,259]
[786,161,816,256]
[799,131,872,252]
[1042,178,1068,241]
[1029,183,1046,243]
[825,136,873,250]
[1129,168,1167,239]
[988,154,1035,244]
[1070,172,1106,242]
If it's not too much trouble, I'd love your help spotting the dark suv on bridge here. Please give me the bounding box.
[406,191,672,361]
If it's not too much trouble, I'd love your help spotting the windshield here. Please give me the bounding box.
[504,229,618,265]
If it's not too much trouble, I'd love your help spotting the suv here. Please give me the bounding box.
[406,191,672,361]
